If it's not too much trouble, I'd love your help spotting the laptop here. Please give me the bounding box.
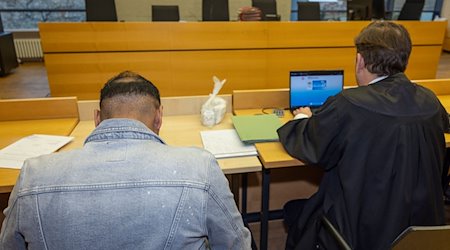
[289,70,344,111]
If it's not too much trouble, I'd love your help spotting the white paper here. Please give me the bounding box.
[0,134,74,169]
[200,129,257,159]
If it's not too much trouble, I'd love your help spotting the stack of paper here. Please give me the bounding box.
[0,134,74,169]
[231,114,282,143]
[200,129,257,159]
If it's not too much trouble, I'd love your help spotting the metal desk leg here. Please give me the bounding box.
[230,174,241,206]
[260,167,271,250]
[242,173,248,216]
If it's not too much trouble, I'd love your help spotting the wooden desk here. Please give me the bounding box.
[0,118,79,149]
[62,114,261,175]
[0,118,79,193]
[39,21,447,99]
[0,119,79,193]
[0,97,79,194]
[0,169,23,194]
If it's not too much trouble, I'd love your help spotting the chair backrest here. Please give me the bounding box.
[85,0,117,21]
[297,2,321,21]
[151,5,180,22]
[371,0,385,19]
[392,225,450,250]
[252,0,279,21]
[397,0,424,20]
[347,2,371,20]
[0,12,4,32]
[321,215,352,250]
[202,0,229,21]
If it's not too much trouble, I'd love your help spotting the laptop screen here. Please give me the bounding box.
[289,70,344,109]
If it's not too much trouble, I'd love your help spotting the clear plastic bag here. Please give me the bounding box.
[201,76,227,127]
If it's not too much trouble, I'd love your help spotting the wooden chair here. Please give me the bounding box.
[297,2,321,21]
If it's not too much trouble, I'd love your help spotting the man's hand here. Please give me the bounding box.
[293,107,312,118]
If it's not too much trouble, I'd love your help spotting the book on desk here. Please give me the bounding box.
[231,114,282,144]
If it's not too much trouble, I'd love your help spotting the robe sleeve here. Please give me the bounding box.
[277,96,342,170]
[439,102,449,133]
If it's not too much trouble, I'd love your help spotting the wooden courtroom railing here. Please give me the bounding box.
[39,21,447,99]
[0,97,79,121]
[414,78,450,95]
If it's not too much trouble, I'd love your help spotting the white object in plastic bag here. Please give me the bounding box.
[201,76,227,127]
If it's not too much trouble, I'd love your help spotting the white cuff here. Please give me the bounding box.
[294,113,310,120]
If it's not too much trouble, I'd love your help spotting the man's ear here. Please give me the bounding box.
[153,106,163,134]
[94,109,101,127]
[356,53,365,73]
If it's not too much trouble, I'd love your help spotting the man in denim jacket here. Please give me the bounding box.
[0,71,251,250]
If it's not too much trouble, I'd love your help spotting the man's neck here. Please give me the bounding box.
[367,75,389,85]
[358,71,383,86]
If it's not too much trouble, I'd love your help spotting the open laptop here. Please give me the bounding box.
[289,70,344,112]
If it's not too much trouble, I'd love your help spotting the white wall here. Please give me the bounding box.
[442,0,449,29]
[115,0,292,21]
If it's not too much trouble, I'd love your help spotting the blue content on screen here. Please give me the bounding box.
[290,74,343,107]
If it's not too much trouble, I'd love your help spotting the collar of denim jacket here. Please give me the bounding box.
[84,118,166,145]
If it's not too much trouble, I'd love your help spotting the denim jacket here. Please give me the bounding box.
[0,119,251,250]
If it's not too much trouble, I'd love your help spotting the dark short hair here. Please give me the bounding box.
[354,21,412,76]
[99,71,160,108]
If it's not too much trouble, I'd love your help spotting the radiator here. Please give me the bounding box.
[13,39,43,60]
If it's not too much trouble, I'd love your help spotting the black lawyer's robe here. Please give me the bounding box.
[278,73,448,250]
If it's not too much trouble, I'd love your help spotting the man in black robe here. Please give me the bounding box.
[278,21,449,250]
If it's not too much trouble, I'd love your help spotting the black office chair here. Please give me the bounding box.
[397,0,424,20]
[202,0,229,21]
[347,2,370,20]
[0,12,4,32]
[85,0,118,21]
[297,2,321,21]
[392,225,450,249]
[321,215,352,250]
[321,214,450,250]
[372,0,386,19]
[252,0,280,21]
[151,5,180,22]
[0,32,19,76]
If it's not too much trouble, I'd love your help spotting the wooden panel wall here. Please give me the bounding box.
[39,21,447,99]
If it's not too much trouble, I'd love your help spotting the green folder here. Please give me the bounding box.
[231,114,282,143]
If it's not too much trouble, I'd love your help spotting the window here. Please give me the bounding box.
[292,0,347,21]
[0,0,85,30]
[291,0,444,21]
[388,0,438,20]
